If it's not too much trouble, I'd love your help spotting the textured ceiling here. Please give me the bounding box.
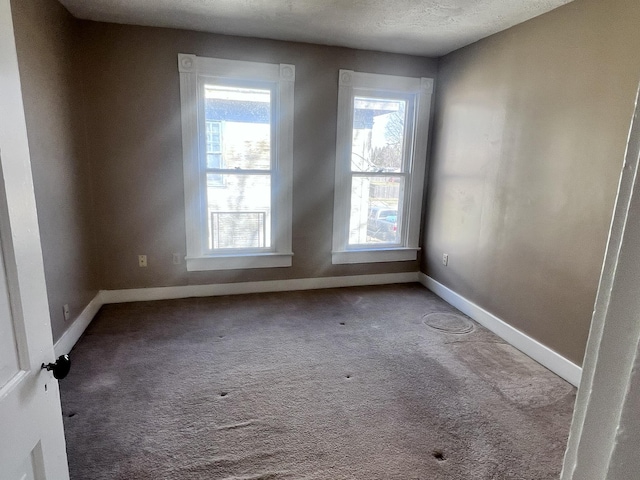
[58,0,573,57]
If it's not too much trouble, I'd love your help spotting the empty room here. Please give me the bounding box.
[2,0,640,479]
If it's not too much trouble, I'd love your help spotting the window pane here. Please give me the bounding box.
[204,85,271,170]
[207,173,271,249]
[351,97,405,173]
[349,175,404,245]
[205,121,222,169]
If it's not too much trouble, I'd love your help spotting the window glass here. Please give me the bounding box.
[351,97,405,173]
[204,85,271,170]
[205,121,223,185]
[349,175,404,245]
[206,174,271,250]
[204,84,272,251]
[205,121,222,168]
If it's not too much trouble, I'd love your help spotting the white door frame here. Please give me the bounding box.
[561,85,640,479]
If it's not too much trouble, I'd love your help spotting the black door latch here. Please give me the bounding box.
[42,354,71,380]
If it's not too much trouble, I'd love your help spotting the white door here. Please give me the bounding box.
[0,0,70,478]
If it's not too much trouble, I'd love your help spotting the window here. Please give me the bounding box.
[332,70,433,264]
[205,121,223,185]
[178,54,295,271]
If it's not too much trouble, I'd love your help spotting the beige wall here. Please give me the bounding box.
[423,0,640,365]
[11,0,98,342]
[77,22,438,289]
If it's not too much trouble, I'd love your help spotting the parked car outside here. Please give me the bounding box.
[367,206,398,242]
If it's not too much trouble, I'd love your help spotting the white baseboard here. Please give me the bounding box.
[419,273,582,387]
[100,272,420,304]
[54,291,105,356]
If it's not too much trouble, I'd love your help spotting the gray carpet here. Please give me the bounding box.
[60,283,576,479]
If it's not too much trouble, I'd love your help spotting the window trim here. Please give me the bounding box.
[178,54,295,271]
[331,70,434,264]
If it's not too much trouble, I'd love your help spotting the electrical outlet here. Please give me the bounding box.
[63,304,70,321]
[172,253,182,265]
[138,255,148,267]
[442,253,449,266]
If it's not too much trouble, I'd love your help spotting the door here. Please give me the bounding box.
[560,84,640,480]
[0,0,70,478]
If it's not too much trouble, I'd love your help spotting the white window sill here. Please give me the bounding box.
[186,252,293,271]
[332,248,419,265]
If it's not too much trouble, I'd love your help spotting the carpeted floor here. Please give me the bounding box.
[60,283,576,479]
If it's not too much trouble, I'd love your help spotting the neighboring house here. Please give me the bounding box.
[204,92,271,249]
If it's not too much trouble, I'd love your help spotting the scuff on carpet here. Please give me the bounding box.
[61,284,576,479]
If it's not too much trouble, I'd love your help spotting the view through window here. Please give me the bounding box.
[203,84,272,251]
[350,96,407,245]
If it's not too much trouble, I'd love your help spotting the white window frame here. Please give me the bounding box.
[178,54,295,271]
[332,70,434,265]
